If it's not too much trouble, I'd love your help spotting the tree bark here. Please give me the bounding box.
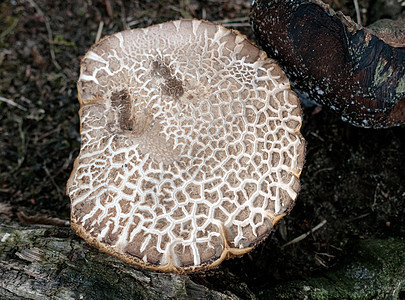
[1,223,403,299]
[0,224,248,299]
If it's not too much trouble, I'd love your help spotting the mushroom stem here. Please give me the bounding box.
[353,0,361,25]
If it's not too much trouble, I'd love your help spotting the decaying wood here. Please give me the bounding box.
[1,223,404,299]
[0,224,248,299]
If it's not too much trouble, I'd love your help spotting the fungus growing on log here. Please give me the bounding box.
[251,0,405,128]
[67,20,305,273]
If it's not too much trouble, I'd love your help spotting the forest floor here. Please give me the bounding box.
[0,0,404,299]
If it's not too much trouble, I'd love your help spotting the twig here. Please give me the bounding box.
[310,131,325,142]
[37,125,60,141]
[348,212,370,222]
[315,252,335,258]
[127,19,142,28]
[43,165,63,201]
[353,0,362,25]
[213,17,250,28]
[313,167,334,178]
[104,0,114,19]
[17,211,69,227]
[202,8,206,20]
[329,244,343,251]
[314,255,327,267]
[213,17,249,23]
[26,0,62,70]
[221,23,251,28]
[95,21,104,44]
[282,219,327,248]
[117,0,129,30]
[0,96,27,111]
[0,16,19,41]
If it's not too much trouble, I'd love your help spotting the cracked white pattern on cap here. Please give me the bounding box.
[67,19,305,273]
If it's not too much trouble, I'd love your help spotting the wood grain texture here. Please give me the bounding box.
[0,224,245,299]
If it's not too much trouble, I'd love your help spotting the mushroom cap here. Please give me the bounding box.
[251,0,405,128]
[67,19,305,273]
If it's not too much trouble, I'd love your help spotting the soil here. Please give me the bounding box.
[0,0,404,298]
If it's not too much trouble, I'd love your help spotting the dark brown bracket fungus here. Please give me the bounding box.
[251,0,405,128]
[67,20,305,273]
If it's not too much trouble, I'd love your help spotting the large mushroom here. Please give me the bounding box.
[251,0,405,128]
[67,20,305,273]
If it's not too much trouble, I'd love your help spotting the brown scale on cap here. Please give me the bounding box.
[251,0,405,128]
[67,19,305,273]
